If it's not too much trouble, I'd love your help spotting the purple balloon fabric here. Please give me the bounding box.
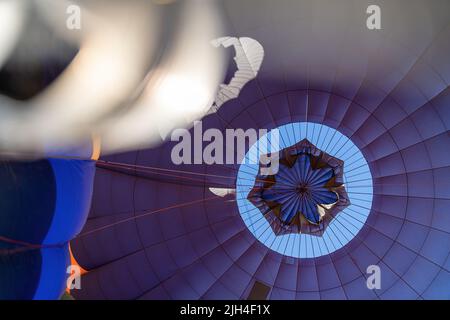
[70,0,450,300]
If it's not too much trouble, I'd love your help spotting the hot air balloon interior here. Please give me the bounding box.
[0,0,449,301]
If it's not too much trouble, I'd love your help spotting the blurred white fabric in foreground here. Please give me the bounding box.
[0,0,226,158]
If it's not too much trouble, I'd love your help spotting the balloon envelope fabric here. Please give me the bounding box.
[70,0,450,299]
[0,159,95,299]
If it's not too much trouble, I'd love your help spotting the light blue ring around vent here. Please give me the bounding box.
[236,122,373,258]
